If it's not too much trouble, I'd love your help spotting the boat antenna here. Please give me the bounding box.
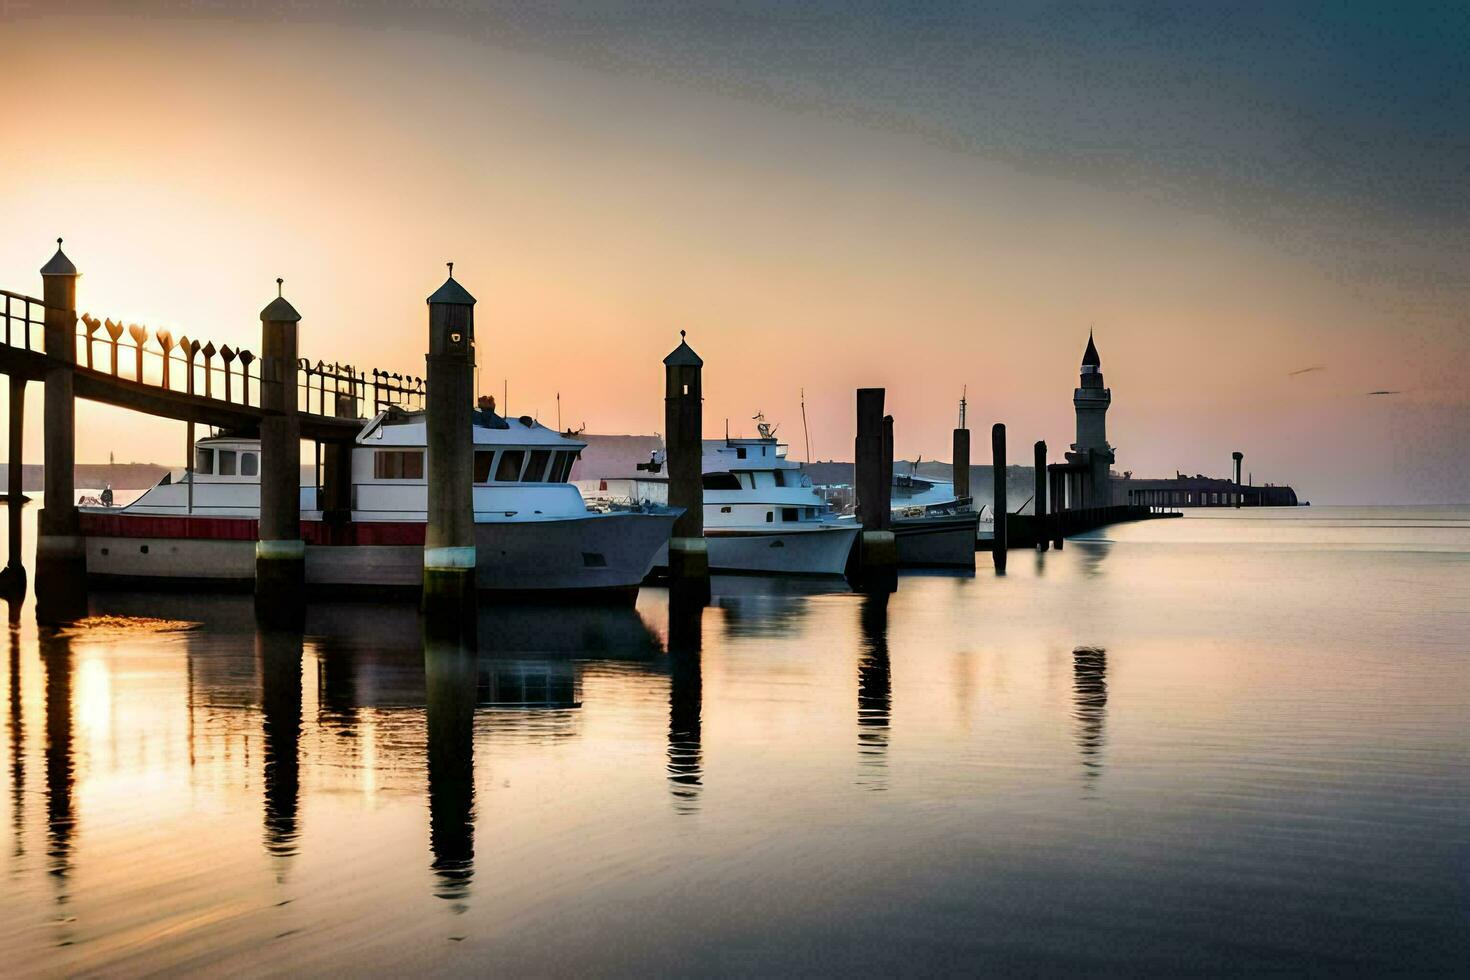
[557,391,561,432]
[800,387,811,464]
[959,386,967,429]
[503,378,507,417]
[725,417,729,442]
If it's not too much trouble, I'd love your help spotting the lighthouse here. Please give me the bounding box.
[1066,330,1115,508]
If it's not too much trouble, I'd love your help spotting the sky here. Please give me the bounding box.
[1,1,1466,503]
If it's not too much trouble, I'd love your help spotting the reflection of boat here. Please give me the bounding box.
[79,410,679,602]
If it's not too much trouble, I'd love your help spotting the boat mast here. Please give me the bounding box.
[800,388,811,463]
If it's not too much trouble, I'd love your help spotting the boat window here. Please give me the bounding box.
[495,449,525,482]
[375,450,424,480]
[702,472,741,490]
[766,511,773,523]
[524,449,553,482]
[782,507,799,522]
[720,506,732,513]
[218,450,237,476]
[474,451,494,483]
[194,447,213,474]
[736,448,747,459]
[550,451,577,483]
[240,452,258,477]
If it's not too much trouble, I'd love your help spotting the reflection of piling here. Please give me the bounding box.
[36,243,86,623]
[1034,441,1049,552]
[1072,646,1107,782]
[856,591,891,789]
[423,270,478,622]
[38,628,76,894]
[7,602,23,856]
[256,283,305,629]
[855,389,896,588]
[666,596,703,812]
[424,636,477,905]
[952,426,970,502]
[991,423,1007,572]
[664,333,709,603]
[257,629,303,861]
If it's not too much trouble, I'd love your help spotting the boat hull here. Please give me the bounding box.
[892,512,981,568]
[80,511,677,603]
[655,525,859,576]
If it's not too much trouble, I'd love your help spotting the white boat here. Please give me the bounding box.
[79,409,679,603]
[880,471,982,568]
[644,420,859,576]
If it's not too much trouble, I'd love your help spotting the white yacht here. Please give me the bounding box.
[648,420,859,576]
[79,408,679,602]
[888,471,981,568]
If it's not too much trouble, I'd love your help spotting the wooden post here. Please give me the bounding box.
[1034,440,1048,552]
[423,268,477,624]
[1233,451,1243,508]
[256,280,305,628]
[854,388,895,588]
[1,376,26,595]
[664,332,708,600]
[952,427,970,502]
[35,240,86,623]
[319,392,356,534]
[1051,468,1064,550]
[991,423,1007,572]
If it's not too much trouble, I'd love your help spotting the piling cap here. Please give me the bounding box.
[1081,330,1101,367]
[40,238,78,277]
[428,264,476,306]
[663,330,702,367]
[260,279,301,322]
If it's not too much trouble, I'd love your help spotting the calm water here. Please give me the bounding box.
[2,507,1468,975]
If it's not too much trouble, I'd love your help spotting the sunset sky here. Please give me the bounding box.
[2,2,1466,503]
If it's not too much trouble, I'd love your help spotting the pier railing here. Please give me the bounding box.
[1,289,46,353]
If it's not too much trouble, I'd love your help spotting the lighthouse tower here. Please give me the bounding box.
[1066,331,1114,507]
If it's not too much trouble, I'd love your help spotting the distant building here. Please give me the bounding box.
[1053,331,1115,509]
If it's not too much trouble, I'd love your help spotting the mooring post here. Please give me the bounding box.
[1051,468,1065,550]
[423,268,477,626]
[664,332,709,603]
[1034,440,1048,552]
[256,281,305,628]
[319,392,356,534]
[855,388,896,588]
[991,423,1007,572]
[2,376,26,594]
[35,240,87,623]
[1232,451,1243,508]
[952,425,970,502]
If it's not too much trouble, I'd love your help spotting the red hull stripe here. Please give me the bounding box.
[79,513,428,546]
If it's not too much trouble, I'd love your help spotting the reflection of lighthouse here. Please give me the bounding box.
[1072,646,1108,783]
[425,639,476,908]
[856,594,891,789]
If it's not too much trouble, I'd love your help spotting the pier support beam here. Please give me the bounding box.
[256,282,305,629]
[1034,440,1048,552]
[664,332,709,604]
[35,241,86,624]
[1233,452,1244,508]
[991,423,1007,572]
[0,377,26,597]
[854,389,895,590]
[952,426,970,502]
[319,392,356,535]
[423,269,477,627]
[1049,468,1065,550]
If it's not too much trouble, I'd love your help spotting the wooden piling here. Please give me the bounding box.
[952,427,970,502]
[423,270,477,623]
[1,376,25,595]
[35,241,86,623]
[256,282,305,628]
[664,332,709,601]
[991,424,1007,571]
[854,389,895,588]
[320,392,356,532]
[1034,440,1048,552]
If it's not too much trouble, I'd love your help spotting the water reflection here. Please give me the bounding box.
[666,597,704,814]
[1073,539,1113,578]
[424,636,477,910]
[7,599,23,862]
[257,631,303,865]
[711,575,847,639]
[38,626,76,943]
[856,592,891,790]
[1071,646,1108,787]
